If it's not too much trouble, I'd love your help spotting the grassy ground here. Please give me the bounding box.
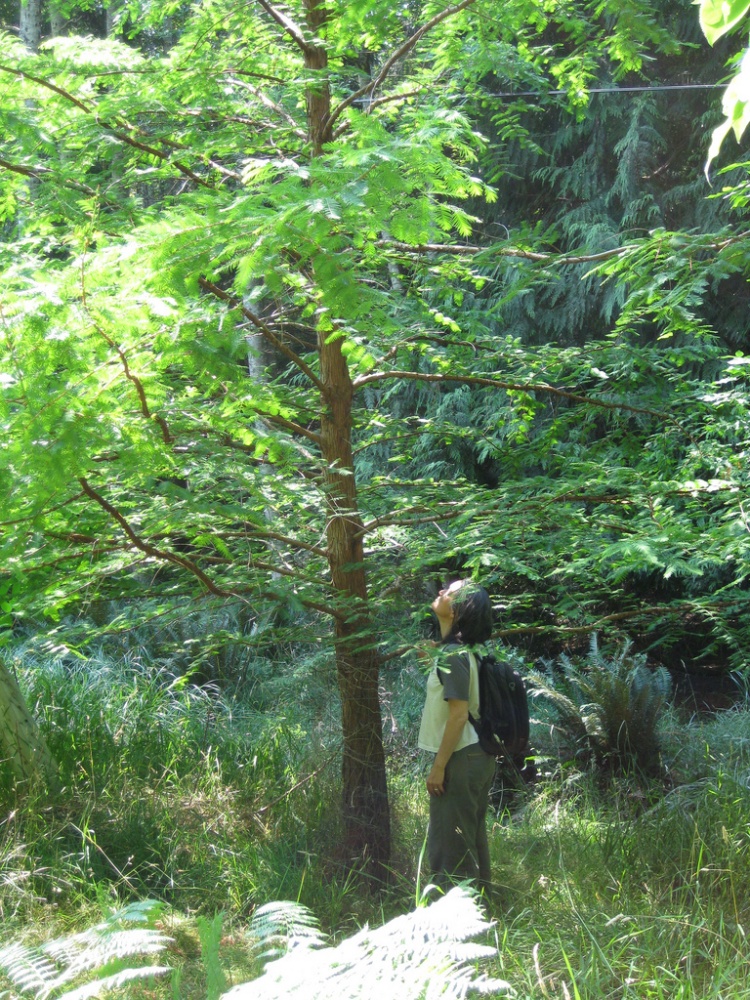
[2,633,750,998]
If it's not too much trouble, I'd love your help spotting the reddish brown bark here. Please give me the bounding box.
[303,0,333,155]
[318,331,391,874]
[298,0,390,876]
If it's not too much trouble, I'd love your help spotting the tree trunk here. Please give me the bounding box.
[300,0,390,874]
[49,4,68,36]
[105,4,118,37]
[20,0,43,51]
[318,331,391,875]
[0,659,60,794]
[303,0,333,156]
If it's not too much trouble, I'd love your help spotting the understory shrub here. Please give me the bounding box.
[528,636,671,774]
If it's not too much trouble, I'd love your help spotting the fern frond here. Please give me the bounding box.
[227,887,511,1000]
[248,900,327,965]
[0,901,170,1000]
[526,671,580,718]
[527,671,590,737]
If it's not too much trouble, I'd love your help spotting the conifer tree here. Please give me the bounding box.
[2,0,749,868]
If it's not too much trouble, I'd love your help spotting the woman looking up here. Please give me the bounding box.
[418,580,496,893]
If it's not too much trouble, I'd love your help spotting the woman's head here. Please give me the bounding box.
[432,579,493,644]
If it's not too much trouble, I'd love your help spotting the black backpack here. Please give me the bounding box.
[469,652,530,761]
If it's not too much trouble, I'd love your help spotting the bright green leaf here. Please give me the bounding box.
[699,0,750,44]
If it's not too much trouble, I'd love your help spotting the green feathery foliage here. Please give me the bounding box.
[3,0,750,866]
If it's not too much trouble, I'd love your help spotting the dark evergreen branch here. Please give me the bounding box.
[326,0,478,132]
[352,427,428,455]
[380,333,488,357]
[220,527,328,560]
[257,409,322,446]
[379,239,635,264]
[353,369,671,423]
[244,557,339,617]
[494,604,703,640]
[79,478,242,599]
[45,531,116,546]
[378,603,712,665]
[256,315,319,354]
[354,415,505,456]
[198,277,325,391]
[379,231,750,263]
[224,68,287,85]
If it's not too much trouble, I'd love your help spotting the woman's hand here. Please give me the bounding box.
[426,698,468,797]
[426,761,446,796]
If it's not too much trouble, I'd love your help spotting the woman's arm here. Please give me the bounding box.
[426,697,469,796]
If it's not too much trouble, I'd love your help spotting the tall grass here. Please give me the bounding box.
[480,697,750,998]
[0,632,346,928]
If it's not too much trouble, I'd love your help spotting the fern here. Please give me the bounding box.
[197,913,227,1000]
[0,901,170,1000]
[233,887,511,1000]
[1,890,510,1000]
[530,636,671,774]
[247,900,327,965]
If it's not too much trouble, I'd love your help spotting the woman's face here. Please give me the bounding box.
[431,580,464,621]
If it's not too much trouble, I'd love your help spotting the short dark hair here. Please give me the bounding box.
[445,580,493,645]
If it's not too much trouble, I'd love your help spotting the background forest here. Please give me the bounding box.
[2,0,750,996]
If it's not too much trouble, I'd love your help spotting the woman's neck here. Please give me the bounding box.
[437,616,454,640]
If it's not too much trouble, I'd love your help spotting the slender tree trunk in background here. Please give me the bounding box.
[20,0,43,50]
[49,4,68,36]
[0,660,60,794]
[18,0,41,224]
[105,2,118,37]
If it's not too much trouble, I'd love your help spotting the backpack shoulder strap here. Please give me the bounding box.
[467,649,482,726]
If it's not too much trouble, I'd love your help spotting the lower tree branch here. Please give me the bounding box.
[79,477,240,599]
[198,277,325,393]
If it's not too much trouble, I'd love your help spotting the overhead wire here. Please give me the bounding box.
[345,0,732,103]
